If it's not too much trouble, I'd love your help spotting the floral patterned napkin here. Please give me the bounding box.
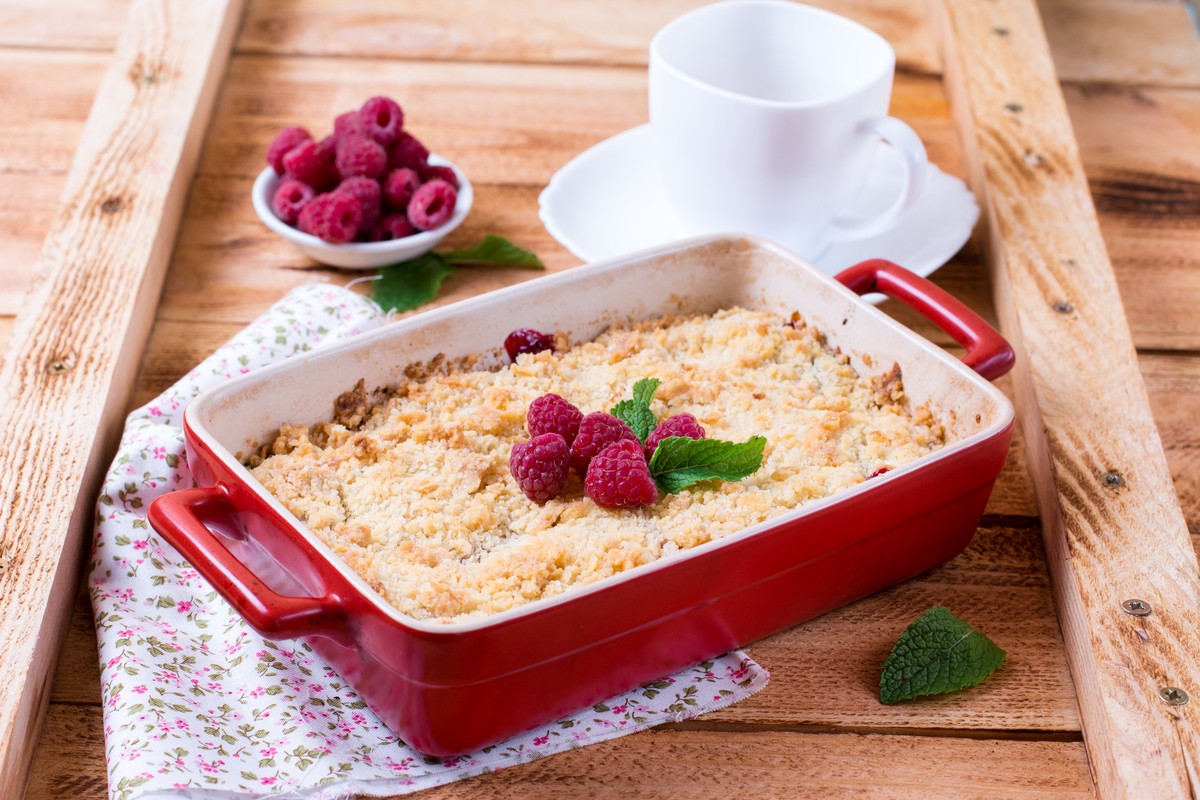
[88,283,770,800]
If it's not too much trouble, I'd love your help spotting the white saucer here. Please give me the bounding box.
[538,124,978,278]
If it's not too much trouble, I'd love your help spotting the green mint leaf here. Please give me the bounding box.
[372,254,457,313]
[631,377,661,408]
[648,435,766,494]
[611,399,657,442]
[441,235,543,269]
[879,606,1006,704]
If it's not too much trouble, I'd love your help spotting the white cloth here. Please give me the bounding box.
[89,283,769,799]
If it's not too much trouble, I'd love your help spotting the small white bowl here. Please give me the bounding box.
[251,154,473,270]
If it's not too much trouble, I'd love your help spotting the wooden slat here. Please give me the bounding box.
[1038,0,1200,88]
[0,2,246,798]
[0,1,128,51]
[4,0,1198,92]
[5,50,1196,348]
[934,0,1200,797]
[0,51,108,175]
[233,0,942,74]
[45,520,1078,728]
[25,703,1096,800]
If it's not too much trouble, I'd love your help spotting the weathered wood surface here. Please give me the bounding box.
[2,0,1198,798]
[0,1,246,798]
[28,704,1097,800]
[2,0,1196,87]
[935,0,1200,797]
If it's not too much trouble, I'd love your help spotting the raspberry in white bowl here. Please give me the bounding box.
[252,96,473,269]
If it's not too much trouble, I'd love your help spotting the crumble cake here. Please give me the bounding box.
[248,307,945,623]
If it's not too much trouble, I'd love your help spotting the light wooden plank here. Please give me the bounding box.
[234,0,941,74]
[934,0,1200,797]
[1039,0,1200,88]
[26,703,1095,800]
[1065,83,1200,350]
[0,1,128,51]
[1142,353,1200,531]
[0,2,247,797]
[0,173,69,316]
[0,50,108,175]
[4,0,1197,93]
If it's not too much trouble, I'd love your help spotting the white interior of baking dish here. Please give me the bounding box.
[186,234,1014,632]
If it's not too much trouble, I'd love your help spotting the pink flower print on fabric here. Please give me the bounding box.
[89,284,769,800]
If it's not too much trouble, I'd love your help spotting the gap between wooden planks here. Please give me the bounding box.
[935,0,1200,798]
[0,1,246,798]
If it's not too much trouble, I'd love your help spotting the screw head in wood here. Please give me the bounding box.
[1100,470,1125,489]
[1121,599,1151,616]
[992,26,1010,36]
[1005,102,1023,113]
[45,354,76,374]
[1159,686,1189,706]
[1052,301,1074,314]
[100,197,124,214]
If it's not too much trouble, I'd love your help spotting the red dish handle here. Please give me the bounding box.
[149,486,347,642]
[835,259,1015,381]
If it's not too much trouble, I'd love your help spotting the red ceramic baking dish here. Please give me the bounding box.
[150,235,1015,756]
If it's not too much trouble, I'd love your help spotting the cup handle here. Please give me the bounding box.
[825,116,930,241]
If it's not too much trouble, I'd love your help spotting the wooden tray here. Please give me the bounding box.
[2,1,1198,798]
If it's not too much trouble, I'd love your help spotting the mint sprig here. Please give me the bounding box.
[610,377,662,442]
[879,606,1006,704]
[372,254,456,314]
[372,236,542,313]
[648,435,766,494]
[441,235,544,269]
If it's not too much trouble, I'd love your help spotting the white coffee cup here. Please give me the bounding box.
[649,0,930,255]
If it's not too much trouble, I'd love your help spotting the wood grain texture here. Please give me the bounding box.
[44,519,1077,728]
[3,0,1197,92]
[0,1,128,51]
[237,0,943,75]
[5,51,1197,347]
[25,703,1096,800]
[935,0,1200,797]
[1039,0,1200,88]
[0,2,246,798]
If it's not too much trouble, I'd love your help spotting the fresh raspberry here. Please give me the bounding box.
[407,179,457,231]
[297,191,362,244]
[282,137,338,191]
[643,413,706,461]
[266,126,312,174]
[389,131,430,171]
[509,433,570,504]
[570,412,638,475]
[336,135,388,180]
[504,328,555,362]
[333,111,365,141]
[584,439,659,509]
[382,168,421,210]
[421,164,459,189]
[335,176,382,230]
[270,178,316,225]
[358,96,404,146]
[367,213,416,242]
[527,393,583,445]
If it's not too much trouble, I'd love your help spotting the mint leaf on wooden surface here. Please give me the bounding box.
[373,254,457,313]
[648,435,766,494]
[879,606,1006,704]
[442,235,543,269]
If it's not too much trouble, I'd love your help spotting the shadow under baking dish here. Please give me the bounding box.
[151,234,1014,756]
